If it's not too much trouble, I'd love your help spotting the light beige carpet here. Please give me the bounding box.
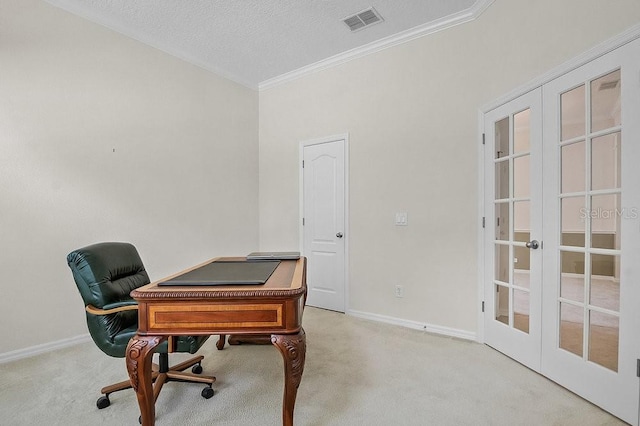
[0,307,624,425]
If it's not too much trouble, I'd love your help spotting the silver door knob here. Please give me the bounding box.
[336,232,343,238]
[525,240,539,250]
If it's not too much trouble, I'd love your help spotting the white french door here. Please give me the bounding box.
[540,38,640,424]
[483,89,543,371]
[484,38,640,424]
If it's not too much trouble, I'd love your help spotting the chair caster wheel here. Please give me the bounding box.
[97,395,110,409]
[201,386,214,399]
[192,364,203,374]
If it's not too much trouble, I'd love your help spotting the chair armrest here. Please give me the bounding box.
[85,301,138,315]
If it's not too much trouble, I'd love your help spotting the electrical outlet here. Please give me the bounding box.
[394,285,404,298]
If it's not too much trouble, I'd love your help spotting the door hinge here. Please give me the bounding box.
[302,160,304,168]
[482,217,485,228]
[637,359,640,377]
[302,218,305,226]
[482,301,485,312]
[482,133,485,145]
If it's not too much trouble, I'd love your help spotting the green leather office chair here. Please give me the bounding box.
[67,242,216,411]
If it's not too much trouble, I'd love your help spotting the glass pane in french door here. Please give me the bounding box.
[493,109,532,335]
[557,69,621,372]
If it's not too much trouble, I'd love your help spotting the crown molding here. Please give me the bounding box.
[480,22,640,112]
[43,0,258,90]
[259,0,495,91]
[44,0,495,92]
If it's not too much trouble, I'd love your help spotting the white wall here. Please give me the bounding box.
[0,0,259,354]
[258,0,640,333]
[3,0,639,357]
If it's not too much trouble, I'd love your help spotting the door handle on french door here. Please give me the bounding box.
[336,232,343,238]
[526,240,539,249]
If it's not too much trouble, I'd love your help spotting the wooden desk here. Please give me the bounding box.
[126,257,307,426]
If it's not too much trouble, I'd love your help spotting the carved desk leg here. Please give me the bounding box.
[216,334,226,350]
[271,329,306,426]
[126,335,165,426]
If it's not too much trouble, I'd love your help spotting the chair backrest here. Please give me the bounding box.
[67,242,150,357]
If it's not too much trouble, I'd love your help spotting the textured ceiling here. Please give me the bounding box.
[44,0,490,89]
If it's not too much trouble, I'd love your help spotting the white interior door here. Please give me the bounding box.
[484,89,543,371]
[541,38,640,425]
[484,38,640,424]
[302,137,346,312]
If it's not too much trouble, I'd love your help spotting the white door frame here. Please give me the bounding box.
[299,133,350,311]
[478,23,640,344]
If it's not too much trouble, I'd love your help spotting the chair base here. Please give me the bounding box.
[97,354,216,408]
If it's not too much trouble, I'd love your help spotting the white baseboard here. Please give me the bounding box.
[0,333,91,364]
[347,309,477,342]
[1,312,478,363]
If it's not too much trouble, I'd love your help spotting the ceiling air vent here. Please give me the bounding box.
[343,7,383,32]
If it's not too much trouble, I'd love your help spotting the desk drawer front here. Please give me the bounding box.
[147,303,283,331]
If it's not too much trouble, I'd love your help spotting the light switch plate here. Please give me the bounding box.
[395,212,408,226]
